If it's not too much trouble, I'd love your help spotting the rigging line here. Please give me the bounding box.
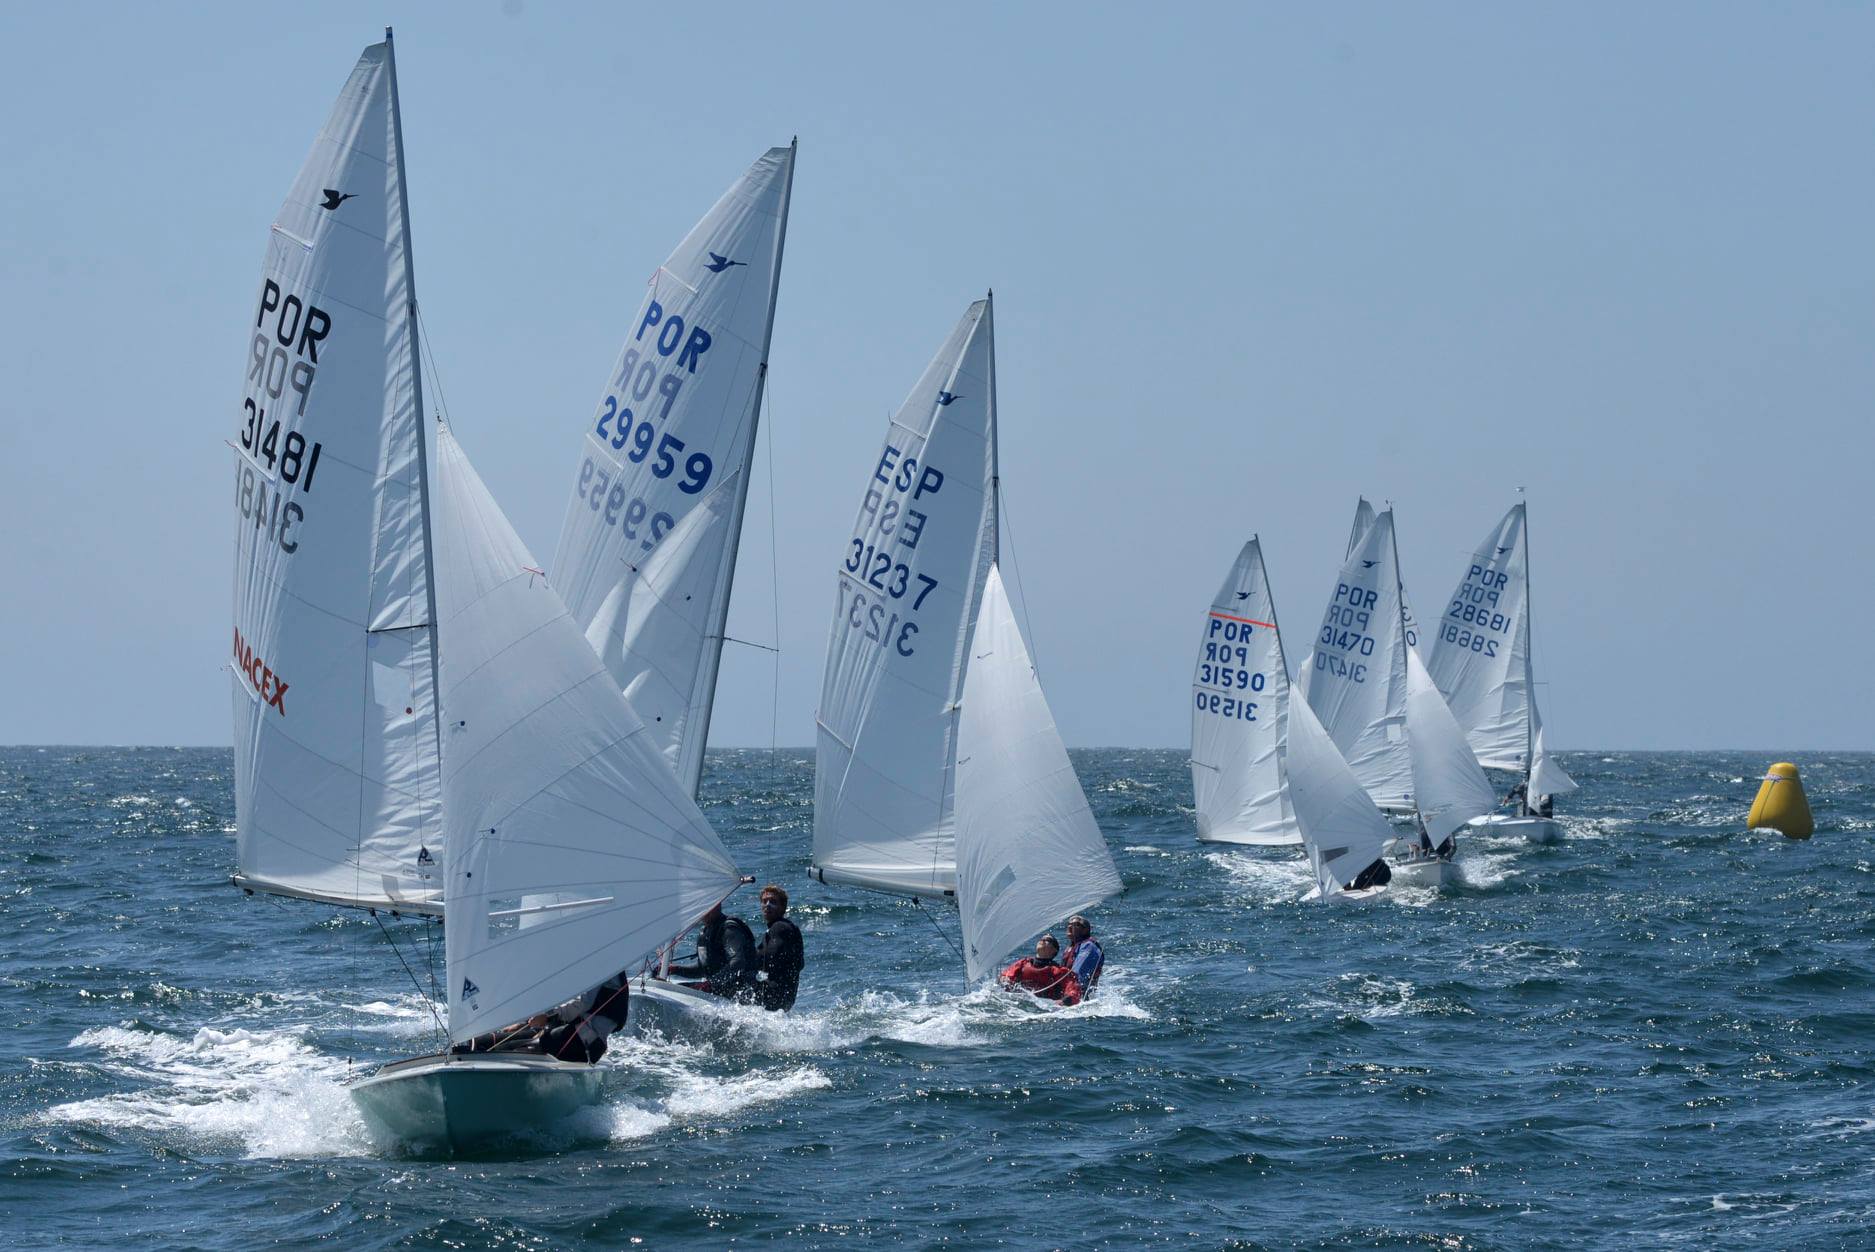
[997,479,1043,678]
[910,896,968,991]
[414,304,452,426]
[373,909,446,1044]
[762,377,783,852]
[713,634,780,653]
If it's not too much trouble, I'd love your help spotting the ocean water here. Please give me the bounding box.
[2,746,1872,1249]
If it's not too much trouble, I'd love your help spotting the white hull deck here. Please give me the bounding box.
[627,975,743,1030]
[1470,813,1564,843]
[1302,883,1389,905]
[351,1051,605,1152]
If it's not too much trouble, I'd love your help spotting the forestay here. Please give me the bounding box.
[1405,648,1499,845]
[1286,691,1397,898]
[433,425,740,1044]
[1190,539,1297,844]
[552,144,795,797]
[1302,509,1413,811]
[812,299,998,898]
[954,568,1122,983]
[1426,503,1576,794]
[230,38,443,912]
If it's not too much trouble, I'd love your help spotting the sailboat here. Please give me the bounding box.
[1426,502,1578,842]
[546,144,794,1020]
[1190,539,1299,845]
[812,296,1122,990]
[1302,508,1495,887]
[227,34,740,1150]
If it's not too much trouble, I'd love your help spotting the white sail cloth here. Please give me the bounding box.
[552,145,795,796]
[1348,498,1422,656]
[230,39,443,912]
[1405,648,1499,844]
[1302,509,1413,811]
[1190,539,1296,844]
[1427,503,1577,794]
[954,567,1121,983]
[1285,692,1397,898]
[433,425,740,1044]
[812,300,998,897]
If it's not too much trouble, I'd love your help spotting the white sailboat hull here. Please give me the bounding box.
[628,976,742,1029]
[1387,854,1457,890]
[1469,813,1563,843]
[1301,883,1389,905]
[351,1052,605,1151]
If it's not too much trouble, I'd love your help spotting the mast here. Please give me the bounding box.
[383,27,445,810]
[686,138,796,799]
[986,289,999,565]
[1387,509,1415,820]
[1519,501,1535,788]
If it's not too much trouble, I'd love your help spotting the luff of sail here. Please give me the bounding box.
[1301,509,1413,811]
[551,144,796,798]
[1191,539,1297,845]
[812,299,998,898]
[954,567,1121,984]
[1347,497,1423,657]
[433,425,741,1044]
[230,36,443,913]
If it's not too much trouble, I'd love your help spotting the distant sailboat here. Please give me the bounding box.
[1427,502,1578,841]
[226,33,740,1150]
[1303,508,1495,887]
[550,143,796,800]
[1190,539,1298,845]
[811,296,1122,988]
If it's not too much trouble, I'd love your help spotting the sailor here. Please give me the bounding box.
[1347,858,1392,891]
[1414,814,1454,861]
[1507,779,1531,815]
[538,970,632,1064]
[664,902,757,1000]
[1062,914,1104,995]
[999,934,1083,1006]
[450,969,631,1063]
[1533,792,1555,818]
[752,884,804,1011]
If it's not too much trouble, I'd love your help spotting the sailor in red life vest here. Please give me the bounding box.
[999,933,1083,1006]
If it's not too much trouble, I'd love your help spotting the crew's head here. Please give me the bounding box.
[759,883,789,923]
[1034,933,1060,962]
[1065,915,1091,943]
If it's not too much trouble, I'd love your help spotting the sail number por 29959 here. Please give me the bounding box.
[578,457,675,552]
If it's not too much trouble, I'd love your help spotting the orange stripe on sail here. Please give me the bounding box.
[1209,610,1275,628]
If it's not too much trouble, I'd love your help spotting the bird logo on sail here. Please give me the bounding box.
[937,391,961,406]
[1361,560,1377,569]
[319,189,355,211]
[1496,545,1511,555]
[1235,591,1251,601]
[705,252,745,273]
[460,977,479,1001]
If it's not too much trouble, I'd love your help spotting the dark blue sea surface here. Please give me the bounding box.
[2,746,1872,1248]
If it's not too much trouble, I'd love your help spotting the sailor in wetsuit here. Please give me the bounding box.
[1062,915,1104,995]
[664,902,757,1000]
[451,969,631,1064]
[752,883,804,1011]
[999,933,1083,1005]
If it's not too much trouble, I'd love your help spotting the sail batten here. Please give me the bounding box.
[230,38,443,912]
[551,144,796,799]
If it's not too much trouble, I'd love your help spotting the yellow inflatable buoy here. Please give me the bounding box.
[1747,762,1814,839]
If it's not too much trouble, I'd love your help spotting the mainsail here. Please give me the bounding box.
[1190,539,1297,844]
[1426,503,1577,795]
[811,299,998,897]
[954,567,1122,983]
[230,35,443,913]
[1301,509,1413,811]
[433,425,741,1044]
[551,144,796,797]
[1348,497,1422,656]
[1405,647,1499,845]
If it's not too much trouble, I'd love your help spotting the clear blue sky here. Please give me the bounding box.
[1,3,1869,750]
